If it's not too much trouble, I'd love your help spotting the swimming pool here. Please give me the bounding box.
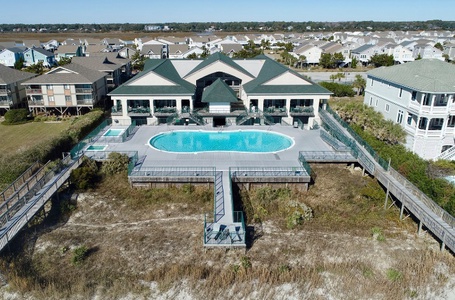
[86,145,108,151]
[149,130,294,153]
[104,128,125,137]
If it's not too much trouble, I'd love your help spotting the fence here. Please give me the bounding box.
[0,161,41,202]
[70,119,112,159]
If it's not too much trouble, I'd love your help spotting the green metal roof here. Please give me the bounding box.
[202,78,238,103]
[110,59,195,96]
[367,59,455,93]
[243,55,332,95]
[185,52,254,79]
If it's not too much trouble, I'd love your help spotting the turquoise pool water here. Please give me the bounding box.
[149,130,293,153]
[86,145,107,151]
[104,129,124,137]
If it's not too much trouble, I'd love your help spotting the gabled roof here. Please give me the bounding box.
[202,78,238,103]
[243,55,332,95]
[24,47,54,57]
[351,44,376,53]
[0,64,36,84]
[184,52,254,79]
[2,47,26,54]
[21,63,106,85]
[367,59,455,93]
[109,59,195,96]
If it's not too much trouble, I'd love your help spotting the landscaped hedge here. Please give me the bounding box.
[0,110,105,189]
[320,82,356,97]
[3,109,29,125]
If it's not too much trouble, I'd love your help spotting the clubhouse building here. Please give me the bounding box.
[109,53,331,127]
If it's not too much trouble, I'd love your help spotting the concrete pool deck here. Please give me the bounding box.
[101,124,333,170]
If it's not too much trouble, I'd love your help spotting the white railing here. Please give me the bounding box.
[437,145,455,160]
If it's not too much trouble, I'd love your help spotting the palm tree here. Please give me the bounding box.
[352,74,366,95]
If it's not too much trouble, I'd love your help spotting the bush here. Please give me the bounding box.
[3,109,29,125]
[100,152,130,175]
[72,245,89,265]
[70,157,99,190]
[320,82,355,97]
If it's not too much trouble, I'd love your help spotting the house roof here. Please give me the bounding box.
[185,52,254,79]
[141,44,164,56]
[0,64,36,84]
[367,59,455,93]
[351,44,375,53]
[55,45,80,54]
[71,53,130,71]
[243,55,332,95]
[201,78,238,103]
[25,47,54,57]
[109,59,195,96]
[22,63,106,85]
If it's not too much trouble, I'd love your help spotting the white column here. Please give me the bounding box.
[176,98,182,113]
[121,98,128,117]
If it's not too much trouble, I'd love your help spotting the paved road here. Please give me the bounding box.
[300,71,367,83]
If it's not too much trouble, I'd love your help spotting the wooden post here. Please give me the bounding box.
[384,181,390,209]
[418,220,423,235]
[400,202,405,220]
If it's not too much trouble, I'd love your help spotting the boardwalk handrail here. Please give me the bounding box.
[321,108,455,252]
[129,166,216,178]
[0,161,41,202]
[0,154,83,252]
[230,166,309,178]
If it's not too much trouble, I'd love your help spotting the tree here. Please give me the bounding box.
[352,74,366,95]
[260,39,271,52]
[434,42,444,51]
[319,53,334,68]
[186,53,198,59]
[14,57,24,70]
[280,51,297,66]
[319,82,355,97]
[233,42,262,59]
[369,54,394,67]
[333,52,345,66]
[351,57,358,69]
[329,72,345,82]
[23,61,46,75]
[58,57,72,66]
[131,50,146,71]
[200,46,210,58]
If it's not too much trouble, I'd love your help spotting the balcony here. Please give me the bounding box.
[0,100,12,107]
[263,106,288,116]
[153,107,177,116]
[75,88,92,94]
[0,88,10,95]
[77,99,94,106]
[111,106,123,116]
[26,88,43,94]
[128,106,151,116]
[290,106,314,116]
[28,100,44,106]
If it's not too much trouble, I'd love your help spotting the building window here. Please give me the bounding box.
[423,93,431,106]
[385,104,390,112]
[399,88,403,98]
[447,116,455,128]
[47,84,53,90]
[396,110,404,124]
[369,97,373,106]
[375,99,378,107]
[370,79,374,86]
[65,96,71,102]
[64,84,70,90]
[411,91,417,101]
[49,96,55,102]
[418,117,428,130]
[407,113,413,125]
[429,118,444,130]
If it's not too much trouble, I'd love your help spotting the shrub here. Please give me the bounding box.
[72,245,89,265]
[100,152,130,175]
[3,109,29,125]
[70,157,99,190]
[386,268,402,282]
[320,82,355,97]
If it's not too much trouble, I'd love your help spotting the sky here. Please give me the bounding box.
[2,0,454,24]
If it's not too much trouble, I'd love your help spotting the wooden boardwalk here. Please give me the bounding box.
[319,110,455,253]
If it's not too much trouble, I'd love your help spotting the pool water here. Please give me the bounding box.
[86,145,107,151]
[104,129,125,137]
[149,130,293,153]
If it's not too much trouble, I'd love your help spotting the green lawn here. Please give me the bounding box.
[0,121,71,155]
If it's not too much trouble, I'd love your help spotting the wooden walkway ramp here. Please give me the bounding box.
[0,154,83,253]
[319,110,455,253]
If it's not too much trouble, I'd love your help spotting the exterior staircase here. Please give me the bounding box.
[437,145,455,160]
